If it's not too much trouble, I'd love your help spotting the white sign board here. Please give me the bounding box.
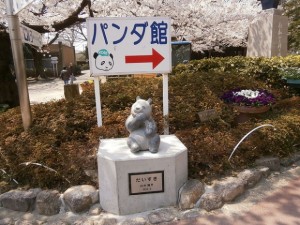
[11,0,35,15]
[87,17,171,76]
[20,24,42,47]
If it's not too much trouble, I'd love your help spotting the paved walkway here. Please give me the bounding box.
[168,175,300,225]
[28,70,98,104]
[1,163,299,224]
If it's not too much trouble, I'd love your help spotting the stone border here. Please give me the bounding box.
[0,152,299,225]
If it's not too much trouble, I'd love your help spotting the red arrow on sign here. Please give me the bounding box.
[125,48,165,69]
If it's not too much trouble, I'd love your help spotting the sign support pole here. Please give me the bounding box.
[5,0,32,130]
[94,76,103,127]
[163,73,169,135]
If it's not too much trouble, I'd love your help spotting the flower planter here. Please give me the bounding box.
[234,105,271,114]
[234,105,271,124]
[259,0,279,10]
[221,88,275,124]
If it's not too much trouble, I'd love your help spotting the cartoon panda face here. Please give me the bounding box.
[93,49,114,71]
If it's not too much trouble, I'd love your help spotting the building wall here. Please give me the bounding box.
[48,44,59,53]
[48,42,76,73]
[62,45,76,67]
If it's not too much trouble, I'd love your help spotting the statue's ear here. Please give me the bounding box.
[147,98,152,104]
[136,96,141,101]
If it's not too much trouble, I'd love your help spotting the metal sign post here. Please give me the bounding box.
[51,57,58,77]
[55,64,58,77]
[5,0,32,130]
[87,17,172,133]
[163,74,169,134]
[52,63,55,77]
[94,76,102,127]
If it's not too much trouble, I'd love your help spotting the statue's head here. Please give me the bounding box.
[131,96,152,118]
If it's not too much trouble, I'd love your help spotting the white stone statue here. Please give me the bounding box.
[125,96,160,153]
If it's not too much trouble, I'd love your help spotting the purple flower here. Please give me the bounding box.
[221,88,275,106]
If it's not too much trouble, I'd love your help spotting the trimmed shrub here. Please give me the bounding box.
[1,56,300,190]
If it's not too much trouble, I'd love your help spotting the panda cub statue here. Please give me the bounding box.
[125,96,160,153]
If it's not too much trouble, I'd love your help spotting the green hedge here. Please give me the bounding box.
[173,55,300,87]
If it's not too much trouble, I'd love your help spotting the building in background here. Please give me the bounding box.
[25,41,76,77]
[47,41,76,73]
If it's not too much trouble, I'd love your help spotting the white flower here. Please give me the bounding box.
[234,90,260,99]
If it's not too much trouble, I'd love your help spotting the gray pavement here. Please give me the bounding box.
[27,70,96,104]
[168,175,300,225]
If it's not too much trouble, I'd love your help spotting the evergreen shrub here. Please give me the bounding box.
[1,56,300,190]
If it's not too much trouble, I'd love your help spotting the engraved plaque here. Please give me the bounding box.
[198,109,219,122]
[129,171,164,195]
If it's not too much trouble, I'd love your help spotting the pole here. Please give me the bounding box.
[94,76,103,127]
[163,73,169,135]
[5,0,32,130]
[55,63,58,77]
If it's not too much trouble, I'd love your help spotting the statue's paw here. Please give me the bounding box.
[130,142,140,153]
[149,148,158,154]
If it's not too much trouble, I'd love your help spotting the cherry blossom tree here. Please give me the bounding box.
[283,0,300,52]
[89,0,262,51]
[0,0,262,52]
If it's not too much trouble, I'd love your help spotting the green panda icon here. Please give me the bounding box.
[93,49,114,71]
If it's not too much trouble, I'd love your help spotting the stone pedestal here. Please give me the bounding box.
[247,9,288,57]
[97,135,188,215]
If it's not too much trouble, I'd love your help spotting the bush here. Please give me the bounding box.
[80,63,90,70]
[173,55,300,88]
[1,55,300,191]
[26,69,36,78]
[74,65,81,75]
[43,68,56,77]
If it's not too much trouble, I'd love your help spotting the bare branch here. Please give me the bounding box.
[48,32,61,45]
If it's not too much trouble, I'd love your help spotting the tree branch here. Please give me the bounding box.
[87,0,94,17]
[47,32,61,45]
[24,0,90,33]
[29,3,46,16]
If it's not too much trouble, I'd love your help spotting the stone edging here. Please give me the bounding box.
[0,152,299,225]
